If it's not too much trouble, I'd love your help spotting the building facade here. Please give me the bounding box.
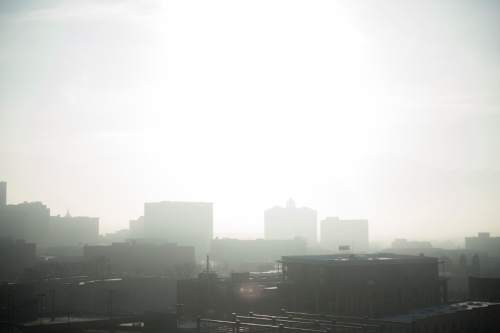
[465,232,500,258]
[0,201,50,244]
[0,238,36,280]
[144,201,213,260]
[320,217,369,252]
[47,213,99,246]
[264,199,317,245]
[279,254,447,317]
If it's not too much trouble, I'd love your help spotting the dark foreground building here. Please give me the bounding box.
[469,276,500,301]
[279,254,448,317]
[0,238,36,280]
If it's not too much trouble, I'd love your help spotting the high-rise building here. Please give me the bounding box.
[0,201,50,244]
[0,181,6,206]
[144,201,213,259]
[129,216,145,238]
[264,199,317,244]
[465,232,500,258]
[320,217,369,252]
[47,212,99,246]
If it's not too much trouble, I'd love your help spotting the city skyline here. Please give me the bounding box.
[2,0,500,242]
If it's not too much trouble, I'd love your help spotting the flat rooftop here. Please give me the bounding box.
[280,253,438,265]
[383,301,500,323]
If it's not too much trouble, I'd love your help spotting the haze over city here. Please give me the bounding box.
[4,1,500,332]
[2,0,500,244]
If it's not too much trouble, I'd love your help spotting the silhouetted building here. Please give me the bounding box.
[392,238,432,249]
[0,181,6,206]
[84,240,196,277]
[466,232,500,258]
[0,201,50,244]
[279,254,447,317]
[0,283,38,322]
[264,199,317,244]
[320,217,369,252]
[469,276,500,301]
[35,276,178,316]
[211,238,307,273]
[129,215,144,238]
[47,212,99,246]
[0,238,36,280]
[386,246,493,300]
[178,270,281,317]
[144,201,213,259]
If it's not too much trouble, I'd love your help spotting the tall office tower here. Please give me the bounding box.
[0,182,6,206]
[320,217,369,252]
[264,199,317,244]
[144,201,213,260]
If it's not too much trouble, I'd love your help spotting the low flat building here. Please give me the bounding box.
[84,240,195,277]
[279,254,447,317]
[210,238,307,273]
[392,238,433,249]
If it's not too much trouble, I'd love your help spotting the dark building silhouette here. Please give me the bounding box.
[386,245,495,301]
[469,276,500,301]
[210,238,307,273]
[0,201,50,244]
[320,217,369,252]
[144,201,213,260]
[84,240,196,277]
[279,254,447,317]
[466,232,500,257]
[264,199,317,245]
[178,270,281,317]
[47,212,99,246]
[0,238,36,280]
[0,181,6,206]
[36,276,178,316]
[0,283,38,322]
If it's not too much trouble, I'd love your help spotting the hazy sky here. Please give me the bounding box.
[1,0,500,243]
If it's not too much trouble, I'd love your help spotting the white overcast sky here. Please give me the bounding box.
[1,0,500,243]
